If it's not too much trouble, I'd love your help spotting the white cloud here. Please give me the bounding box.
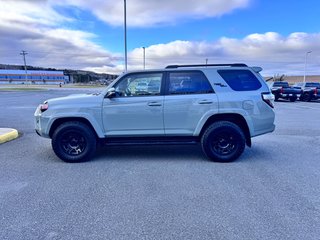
[0,0,319,76]
[0,21,119,70]
[1,0,71,27]
[52,0,250,27]
[126,33,320,76]
[0,0,120,70]
[0,0,251,73]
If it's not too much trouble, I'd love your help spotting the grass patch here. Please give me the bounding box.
[0,88,47,91]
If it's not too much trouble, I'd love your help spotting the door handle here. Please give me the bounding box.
[148,102,162,106]
[198,100,213,105]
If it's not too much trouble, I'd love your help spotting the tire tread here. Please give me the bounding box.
[201,121,246,162]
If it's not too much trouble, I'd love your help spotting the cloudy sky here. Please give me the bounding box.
[0,0,319,76]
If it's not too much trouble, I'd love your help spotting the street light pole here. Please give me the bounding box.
[143,47,145,69]
[124,0,128,72]
[303,51,312,82]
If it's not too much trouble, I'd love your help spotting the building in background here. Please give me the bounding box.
[0,70,69,85]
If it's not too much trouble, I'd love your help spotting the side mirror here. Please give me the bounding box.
[105,88,116,98]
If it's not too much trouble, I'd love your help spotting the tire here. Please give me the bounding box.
[51,121,97,163]
[289,96,297,102]
[274,94,280,101]
[301,93,311,102]
[201,121,246,162]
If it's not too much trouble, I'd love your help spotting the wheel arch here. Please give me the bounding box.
[49,117,101,139]
[199,113,251,147]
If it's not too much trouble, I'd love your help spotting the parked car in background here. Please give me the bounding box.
[135,82,148,92]
[270,81,302,102]
[293,82,320,102]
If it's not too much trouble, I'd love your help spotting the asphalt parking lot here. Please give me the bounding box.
[0,89,320,240]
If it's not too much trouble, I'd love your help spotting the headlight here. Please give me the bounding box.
[40,101,49,112]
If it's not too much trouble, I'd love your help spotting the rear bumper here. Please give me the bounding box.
[252,123,275,137]
[313,94,320,99]
[279,93,299,98]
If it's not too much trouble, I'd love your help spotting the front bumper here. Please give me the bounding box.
[34,106,51,138]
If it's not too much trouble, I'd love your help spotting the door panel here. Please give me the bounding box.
[102,72,165,136]
[164,94,218,135]
[103,96,164,136]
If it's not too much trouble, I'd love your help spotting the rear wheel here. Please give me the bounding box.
[201,121,246,162]
[52,121,97,163]
[301,92,311,102]
[289,96,297,102]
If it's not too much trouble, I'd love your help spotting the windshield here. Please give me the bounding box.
[305,82,320,87]
[273,82,289,87]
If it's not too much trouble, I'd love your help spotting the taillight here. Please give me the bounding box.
[40,103,49,112]
[280,87,284,94]
[315,88,318,95]
[262,92,275,108]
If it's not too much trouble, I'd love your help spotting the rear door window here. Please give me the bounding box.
[167,71,214,95]
[218,70,262,91]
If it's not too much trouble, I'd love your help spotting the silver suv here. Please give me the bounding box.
[34,64,275,163]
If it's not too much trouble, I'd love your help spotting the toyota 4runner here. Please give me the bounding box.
[34,64,275,163]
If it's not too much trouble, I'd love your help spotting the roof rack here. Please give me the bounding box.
[165,63,248,69]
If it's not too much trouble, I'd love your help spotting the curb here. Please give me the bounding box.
[0,128,19,144]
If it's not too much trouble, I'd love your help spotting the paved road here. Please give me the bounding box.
[0,90,319,240]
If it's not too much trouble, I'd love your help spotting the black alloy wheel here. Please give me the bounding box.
[60,131,87,156]
[211,131,237,156]
[52,121,96,163]
[201,121,246,162]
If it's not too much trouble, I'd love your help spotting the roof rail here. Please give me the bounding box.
[165,63,248,69]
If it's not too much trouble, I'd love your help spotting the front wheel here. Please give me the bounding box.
[52,121,97,163]
[201,121,246,162]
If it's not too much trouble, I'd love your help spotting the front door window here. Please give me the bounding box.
[114,73,162,97]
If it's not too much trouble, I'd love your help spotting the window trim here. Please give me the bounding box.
[164,70,214,96]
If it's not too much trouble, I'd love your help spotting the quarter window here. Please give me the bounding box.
[168,71,213,95]
[218,70,262,91]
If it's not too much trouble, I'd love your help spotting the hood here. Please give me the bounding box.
[46,92,102,105]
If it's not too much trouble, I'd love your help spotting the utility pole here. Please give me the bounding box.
[143,47,146,69]
[206,58,208,65]
[20,50,28,84]
[124,0,128,72]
